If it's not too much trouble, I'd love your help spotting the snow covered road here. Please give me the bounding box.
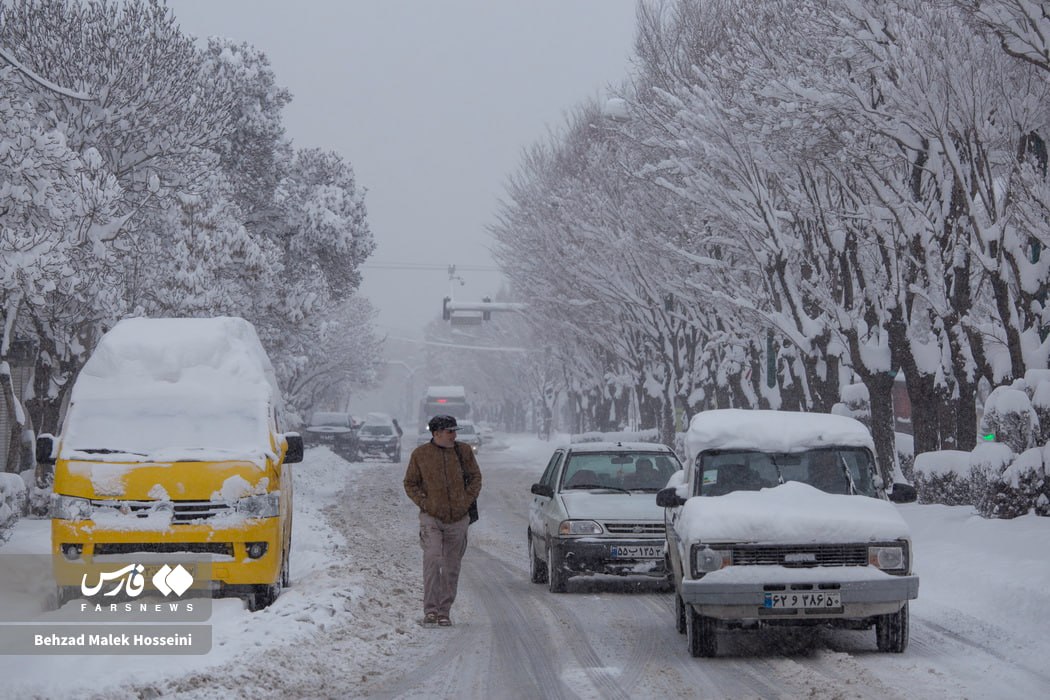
[2,435,1049,699]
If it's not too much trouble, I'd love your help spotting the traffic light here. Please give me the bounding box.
[482,296,491,321]
[442,296,451,321]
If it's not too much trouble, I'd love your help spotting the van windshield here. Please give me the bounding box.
[62,397,270,460]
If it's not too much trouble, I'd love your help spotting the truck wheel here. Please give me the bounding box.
[686,604,717,657]
[546,542,567,593]
[528,533,547,583]
[675,591,687,634]
[876,602,909,652]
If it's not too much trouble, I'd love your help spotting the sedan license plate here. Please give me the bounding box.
[610,545,662,559]
[764,590,841,609]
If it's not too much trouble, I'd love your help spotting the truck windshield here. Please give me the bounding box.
[698,448,878,497]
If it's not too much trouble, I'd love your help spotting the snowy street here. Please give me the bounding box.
[1,434,1048,699]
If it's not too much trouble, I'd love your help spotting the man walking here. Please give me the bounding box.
[403,414,482,626]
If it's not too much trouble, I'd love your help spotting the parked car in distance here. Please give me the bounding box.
[528,441,683,593]
[453,419,482,453]
[304,411,358,458]
[658,409,919,658]
[356,413,402,463]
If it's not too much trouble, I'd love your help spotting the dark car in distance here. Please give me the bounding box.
[356,413,402,463]
[304,411,358,459]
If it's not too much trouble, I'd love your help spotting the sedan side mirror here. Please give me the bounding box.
[888,482,917,504]
[531,483,553,498]
[656,486,686,507]
[36,433,56,465]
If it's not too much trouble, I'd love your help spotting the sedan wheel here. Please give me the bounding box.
[528,533,547,584]
[546,542,567,593]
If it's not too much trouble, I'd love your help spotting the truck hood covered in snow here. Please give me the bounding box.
[678,481,911,543]
[560,491,663,522]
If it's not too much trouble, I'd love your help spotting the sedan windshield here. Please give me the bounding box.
[360,425,394,436]
[561,452,682,491]
[697,448,878,497]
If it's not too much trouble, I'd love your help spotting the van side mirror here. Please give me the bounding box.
[889,482,917,503]
[36,434,56,465]
[656,486,686,507]
[531,483,553,498]
[283,433,304,464]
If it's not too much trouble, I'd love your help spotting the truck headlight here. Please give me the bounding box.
[693,545,732,573]
[235,493,281,518]
[559,520,602,536]
[51,495,93,521]
[869,545,906,571]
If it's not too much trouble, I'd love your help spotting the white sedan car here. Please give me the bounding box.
[453,420,482,452]
[527,441,683,593]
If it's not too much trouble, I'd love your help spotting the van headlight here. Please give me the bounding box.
[51,495,93,521]
[559,520,602,536]
[235,493,281,518]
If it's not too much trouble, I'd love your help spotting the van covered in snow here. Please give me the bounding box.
[37,317,302,611]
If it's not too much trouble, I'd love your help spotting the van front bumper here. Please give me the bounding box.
[52,517,283,587]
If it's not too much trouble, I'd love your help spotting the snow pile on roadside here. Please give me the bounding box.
[1,446,435,700]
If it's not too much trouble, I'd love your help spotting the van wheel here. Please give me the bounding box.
[528,533,547,584]
[675,591,687,634]
[54,586,79,610]
[248,583,279,612]
[280,548,291,589]
[686,604,717,657]
[876,602,909,652]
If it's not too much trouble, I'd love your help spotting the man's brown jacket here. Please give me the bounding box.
[403,441,482,523]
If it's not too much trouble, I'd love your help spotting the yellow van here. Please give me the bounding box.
[36,317,302,611]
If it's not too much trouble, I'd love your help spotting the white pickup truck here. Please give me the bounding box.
[657,409,919,657]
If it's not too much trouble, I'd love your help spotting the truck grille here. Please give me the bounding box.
[732,544,869,567]
[604,522,665,535]
[90,500,232,524]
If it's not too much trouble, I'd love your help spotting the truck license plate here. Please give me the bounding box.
[764,591,841,609]
[610,545,661,559]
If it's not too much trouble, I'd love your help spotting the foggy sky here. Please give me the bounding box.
[166,0,638,338]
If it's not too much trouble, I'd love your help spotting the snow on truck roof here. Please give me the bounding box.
[72,316,279,402]
[425,385,466,398]
[685,409,874,460]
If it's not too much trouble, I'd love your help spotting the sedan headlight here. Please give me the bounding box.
[51,495,94,521]
[559,520,603,536]
[235,492,281,518]
[868,544,906,571]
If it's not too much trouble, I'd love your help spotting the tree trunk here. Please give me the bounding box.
[866,373,898,487]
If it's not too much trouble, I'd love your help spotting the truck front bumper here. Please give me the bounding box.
[681,568,919,620]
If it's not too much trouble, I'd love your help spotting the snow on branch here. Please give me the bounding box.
[0,45,95,101]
